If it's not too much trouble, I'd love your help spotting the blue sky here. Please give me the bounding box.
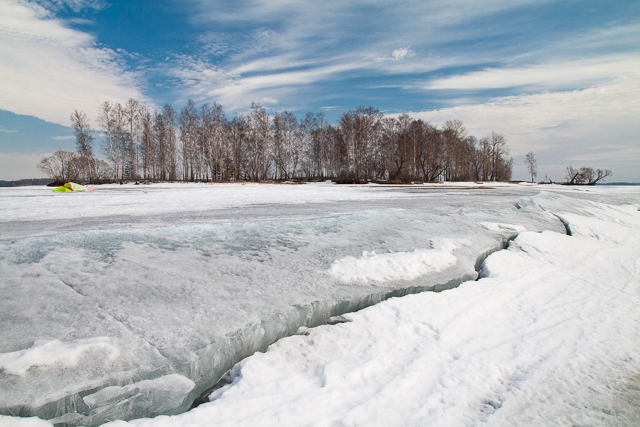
[1,0,639,181]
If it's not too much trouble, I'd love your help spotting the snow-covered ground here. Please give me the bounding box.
[1,183,639,426]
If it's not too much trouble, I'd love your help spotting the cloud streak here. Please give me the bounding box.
[425,55,640,90]
[167,0,552,109]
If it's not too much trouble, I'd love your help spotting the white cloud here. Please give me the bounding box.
[0,0,148,127]
[391,47,415,61]
[51,135,75,140]
[169,0,606,113]
[169,54,363,110]
[0,126,18,133]
[404,73,640,181]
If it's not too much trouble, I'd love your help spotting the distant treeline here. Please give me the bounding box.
[0,178,52,187]
[39,100,514,184]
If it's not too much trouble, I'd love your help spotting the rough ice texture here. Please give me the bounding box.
[0,182,596,425]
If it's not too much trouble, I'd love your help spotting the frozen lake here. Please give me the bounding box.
[1,182,639,426]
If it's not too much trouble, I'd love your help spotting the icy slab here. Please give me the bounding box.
[83,375,195,410]
[0,183,569,425]
[92,188,640,427]
[66,374,196,426]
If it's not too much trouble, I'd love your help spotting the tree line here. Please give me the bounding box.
[40,99,516,184]
[564,166,611,185]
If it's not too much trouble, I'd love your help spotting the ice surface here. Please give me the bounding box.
[90,187,640,427]
[0,182,608,425]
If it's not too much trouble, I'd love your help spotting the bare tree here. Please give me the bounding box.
[38,150,93,183]
[442,119,466,181]
[209,102,227,181]
[38,151,74,182]
[590,168,612,184]
[246,102,271,181]
[419,123,445,182]
[93,159,113,182]
[70,110,95,181]
[273,111,300,179]
[524,151,538,183]
[140,107,153,180]
[124,99,141,180]
[97,101,119,181]
[71,110,94,158]
[489,132,509,181]
[565,166,584,184]
[566,166,612,185]
[228,113,247,181]
[163,104,178,181]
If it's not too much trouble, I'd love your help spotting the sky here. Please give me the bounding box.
[0,0,639,181]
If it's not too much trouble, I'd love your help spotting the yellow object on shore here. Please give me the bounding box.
[52,182,94,192]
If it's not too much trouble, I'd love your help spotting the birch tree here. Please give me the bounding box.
[524,151,538,183]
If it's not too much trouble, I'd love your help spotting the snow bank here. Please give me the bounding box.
[87,191,640,427]
[329,245,458,284]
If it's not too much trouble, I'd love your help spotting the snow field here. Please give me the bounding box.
[1,183,637,426]
[0,182,419,223]
[93,192,640,426]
